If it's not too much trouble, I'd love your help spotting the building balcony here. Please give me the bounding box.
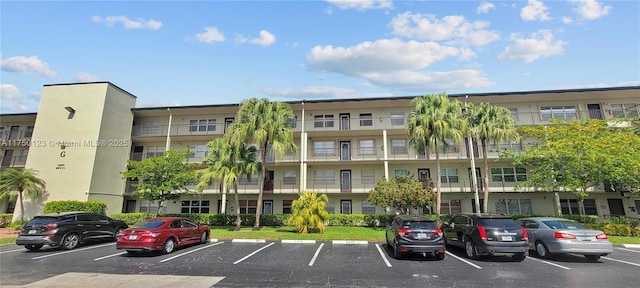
[0,129,33,146]
[0,155,27,168]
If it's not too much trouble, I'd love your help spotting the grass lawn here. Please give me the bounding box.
[0,237,17,245]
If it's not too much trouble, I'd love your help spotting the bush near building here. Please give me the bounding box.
[43,200,107,214]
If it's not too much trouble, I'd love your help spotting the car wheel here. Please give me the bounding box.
[200,232,209,244]
[113,227,125,241]
[512,252,526,261]
[585,255,600,262]
[162,238,175,254]
[61,233,80,250]
[435,252,445,261]
[393,242,403,259]
[126,250,138,254]
[465,240,478,260]
[25,244,43,251]
[535,241,552,259]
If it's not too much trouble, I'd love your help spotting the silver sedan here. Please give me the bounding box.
[516,217,613,261]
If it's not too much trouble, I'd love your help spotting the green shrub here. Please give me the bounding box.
[0,214,13,228]
[607,216,630,225]
[9,220,27,231]
[633,226,640,237]
[43,200,107,214]
[602,223,632,237]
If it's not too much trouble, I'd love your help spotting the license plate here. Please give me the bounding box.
[416,233,427,239]
[28,230,37,234]
[128,235,138,240]
[501,236,513,241]
[578,237,593,241]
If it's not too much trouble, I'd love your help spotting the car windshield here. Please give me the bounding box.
[27,217,58,225]
[402,221,436,230]
[478,218,520,229]
[132,220,166,229]
[542,220,586,230]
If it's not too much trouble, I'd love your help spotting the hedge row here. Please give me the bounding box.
[0,214,12,228]
[43,200,107,214]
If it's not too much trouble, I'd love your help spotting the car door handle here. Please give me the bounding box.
[77,224,83,227]
[96,225,101,227]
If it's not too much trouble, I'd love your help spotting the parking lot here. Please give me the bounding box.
[1,240,639,288]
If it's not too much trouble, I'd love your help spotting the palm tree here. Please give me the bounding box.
[0,168,46,223]
[406,93,465,223]
[287,191,329,234]
[196,136,260,231]
[230,98,297,230]
[465,102,519,212]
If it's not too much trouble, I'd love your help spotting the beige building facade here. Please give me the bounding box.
[1,82,639,221]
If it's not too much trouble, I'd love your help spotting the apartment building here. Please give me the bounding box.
[1,82,639,221]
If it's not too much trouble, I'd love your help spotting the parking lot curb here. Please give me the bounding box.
[232,239,266,243]
[281,240,316,244]
[623,244,640,248]
[209,239,218,242]
[332,240,368,245]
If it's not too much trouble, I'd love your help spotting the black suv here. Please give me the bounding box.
[385,215,446,260]
[16,211,128,251]
[442,213,528,261]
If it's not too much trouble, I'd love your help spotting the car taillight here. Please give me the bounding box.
[554,232,576,239]
[477,226,487,241]
[595,233,608,240]
[45,223,58,229]
[521,226,529,241]
[433,229,443,237]
[150,232,162,237]
[397,229,411,236]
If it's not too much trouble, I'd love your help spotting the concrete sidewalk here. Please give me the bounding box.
[1,273,225,288]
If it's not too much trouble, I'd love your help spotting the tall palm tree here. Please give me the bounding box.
[230,98,297,230]
[465,103,519,212]
[196,136,260,231]
[0,168,46,223]
[406,93,465,223]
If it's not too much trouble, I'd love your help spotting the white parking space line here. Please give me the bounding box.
[616,247,640,254]
[160,242,224,263]
[525,256,571,270]
[233,242,275,265]
[94,252,126,261]
[374,244,392,268]
[602,256,640,267]
[31,243,115,260]
[308,243,324,266]
[0,248,26,254]
[445,252,482,269]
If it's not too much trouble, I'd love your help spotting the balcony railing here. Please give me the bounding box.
[0,155,28,167]
[0,129,33,142]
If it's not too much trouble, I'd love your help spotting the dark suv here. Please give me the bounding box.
[385,215,446,260]
[442,213,528,261]
[16,211,128,251]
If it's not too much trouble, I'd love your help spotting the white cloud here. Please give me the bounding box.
[365,70,494,91]
[498,30,567,62]
[326,0,393,11]
[0,55,57,78]
[92,15,162,30]
[570,0,611,20]
[520,0,552,21]
[75,72,100,82]
[477,2,496,14]
[390,12,500,46]
[195,27,226,44]
[262,86,356,99]
[307,38,461,76]
[241,30,276,46]
[562,17,574,24]
[556,80,640,89]
[0,84,22,100]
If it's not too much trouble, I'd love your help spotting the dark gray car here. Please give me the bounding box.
[385,215,446,260]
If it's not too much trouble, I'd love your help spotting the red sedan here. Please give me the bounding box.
[116,217,210,254]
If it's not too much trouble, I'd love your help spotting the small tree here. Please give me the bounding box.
[287,192,329,234]
[0,168,46,223]
[123,149,195,216]
[367,175,435,215]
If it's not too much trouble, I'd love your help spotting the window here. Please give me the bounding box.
[560,199,597,215]
[314,115,334,128]
[440,168,459,183]
[391,139,407,154]
[140,200,166,214]
[611,103,639,118]
[508,108,519,122]
[238,200,257,214]
[283,200,292,214]
[238,174,259,185]
[440,199,462,214]
[286,116,297,129]
[188,145,209,159]
[141,121,160,135]
[325,201,335,214]
[313,170,335,185]
[181,200,210,213]
[340,200,352,214]
[146,146,164,158]
[440,139,458,153]
[394,169,409,176]
[283,170,296,185]
[362,201,376,214]
[314,141,335,156]
[391,112,404,125]
[359,113,373,126]
[491,167,527,182]
[490,140,522,151]
[359,140,374,155]
[495,199,532,215]
[25,126,33,138]
[190,119,216,132]
[361,170,375,185]
[540,106,577,121]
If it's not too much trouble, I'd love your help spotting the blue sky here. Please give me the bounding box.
[1,0,638,113]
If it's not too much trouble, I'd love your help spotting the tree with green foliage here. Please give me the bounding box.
[196,135,260,231]
[367,174,435,215]
[287,192,329,234]
[464,102,519,212]
[230,98,297,230]
[0,168,46,223]
[512,119,640,217]
[406,93,465,222]
[123,149,195,216]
